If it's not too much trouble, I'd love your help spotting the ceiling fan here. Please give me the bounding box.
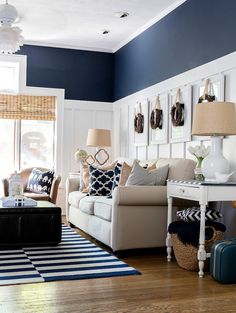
[0,0,24,54]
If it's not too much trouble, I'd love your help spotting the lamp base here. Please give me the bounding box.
[201,137,229,181]
[94,148,109,166]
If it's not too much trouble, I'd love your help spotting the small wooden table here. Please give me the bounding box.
[166,180,236,277]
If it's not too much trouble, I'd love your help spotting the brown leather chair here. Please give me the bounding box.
[2,167,61,204]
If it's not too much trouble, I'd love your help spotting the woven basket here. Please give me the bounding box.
[172,226,224,271]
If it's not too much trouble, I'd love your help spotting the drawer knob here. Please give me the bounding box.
[179,188,185,193]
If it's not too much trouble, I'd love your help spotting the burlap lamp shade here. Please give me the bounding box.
[192,101,236,181]
[86,129,111,165]
[192,102,236,136]
[86,129,111,147]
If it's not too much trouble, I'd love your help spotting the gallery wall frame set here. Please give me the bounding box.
[131,73,225,147]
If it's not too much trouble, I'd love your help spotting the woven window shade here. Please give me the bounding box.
[0,94,56,121]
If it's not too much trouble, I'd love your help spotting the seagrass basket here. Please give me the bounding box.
[172,226,224,271]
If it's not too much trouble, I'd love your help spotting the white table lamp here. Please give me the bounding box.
[192,101,236,181]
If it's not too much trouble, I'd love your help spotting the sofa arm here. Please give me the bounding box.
[49,175,61,204]
[66,177,80,193]
[65,177,80,218]
[113,186,167,206]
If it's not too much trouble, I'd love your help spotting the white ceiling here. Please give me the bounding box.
[10,0,186,52]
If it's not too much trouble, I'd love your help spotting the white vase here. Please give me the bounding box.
[201,137,229,182]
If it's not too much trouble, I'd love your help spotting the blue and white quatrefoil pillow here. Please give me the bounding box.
[88,165,114,196]
[112,162,122,191]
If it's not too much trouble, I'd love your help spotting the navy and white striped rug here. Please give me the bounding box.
[0,225,139,286]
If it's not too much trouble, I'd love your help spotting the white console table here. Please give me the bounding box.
[166,180,236,277]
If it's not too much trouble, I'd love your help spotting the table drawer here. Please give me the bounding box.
[169,185,200,201]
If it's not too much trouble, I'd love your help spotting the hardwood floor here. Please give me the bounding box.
[1,222,236,313]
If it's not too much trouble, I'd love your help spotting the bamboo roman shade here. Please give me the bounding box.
[0,94,56,121]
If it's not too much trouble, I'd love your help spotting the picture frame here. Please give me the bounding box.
[132,99,149,146]
[169,85,192,143]
[195,74,225,104]
[149,93,168,145]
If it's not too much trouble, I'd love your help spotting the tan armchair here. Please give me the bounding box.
[2,167,61,204]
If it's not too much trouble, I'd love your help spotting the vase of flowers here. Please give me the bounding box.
[188,145,210,181]
[74,149,88,172]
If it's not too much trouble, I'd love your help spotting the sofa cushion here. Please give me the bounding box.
[94,198,113,222]
[139,160,157,168]
[27,168,54,194]
[80,162,117,193]
[112,162,122,190]
[126,162,169,186]
[68,191,87,208]
[79,195,107,215]
[88,165,114,196]
[118,162,133,186]
[23,192,50,201]
[156,158,196,181]
[114,157,138,166]
[119,161,156,186]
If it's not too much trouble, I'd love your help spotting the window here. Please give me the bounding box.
[0,61,19,93]
[0,60,55,182]
[21,120,54,169]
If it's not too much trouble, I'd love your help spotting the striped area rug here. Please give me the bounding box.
[0,225,139,286]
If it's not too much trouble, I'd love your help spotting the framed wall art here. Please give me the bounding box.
[169,85,192,143]
[195,74,225,104]
[149,93,168,145]
[132,99,149,146]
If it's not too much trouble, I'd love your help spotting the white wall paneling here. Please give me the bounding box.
[63,100,113,185]
[58,100,113,213]
[114,51,236,163]
[159,144,171,158]
[113,50,236,237]
[147,145,159,160]
[171,143,185,158]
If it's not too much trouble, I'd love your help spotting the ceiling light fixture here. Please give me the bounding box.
[115,12,129,19]
[98,30,110,35]
[0,0,24,54]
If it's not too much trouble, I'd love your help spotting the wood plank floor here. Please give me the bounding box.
[0,222,236,313]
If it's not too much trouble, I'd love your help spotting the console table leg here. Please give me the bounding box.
[167,196,173,262]
[198,203,207,278]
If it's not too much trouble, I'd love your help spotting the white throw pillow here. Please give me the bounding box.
[125,162,169,186]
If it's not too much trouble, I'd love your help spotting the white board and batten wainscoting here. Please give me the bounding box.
[113,51,236,238]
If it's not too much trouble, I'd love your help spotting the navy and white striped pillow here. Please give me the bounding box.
[177,207,223,222]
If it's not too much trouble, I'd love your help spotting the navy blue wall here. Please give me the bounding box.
[18,45,114,102]
[114,0,236,101]
[16,0,236,102]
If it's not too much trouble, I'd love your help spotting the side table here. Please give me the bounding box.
[166,180,236,277]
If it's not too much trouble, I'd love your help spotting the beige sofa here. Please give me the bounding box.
[66,158,196,252]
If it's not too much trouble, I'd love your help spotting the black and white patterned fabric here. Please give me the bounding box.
[27,168,54,195]
[88,165,114,196]
[177,207,223,222]
[112,162,122,190]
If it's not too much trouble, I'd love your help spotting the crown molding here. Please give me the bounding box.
[113,0,187,52]
[23,40,113,53]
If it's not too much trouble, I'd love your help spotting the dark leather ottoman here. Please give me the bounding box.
[0,201,61,246]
